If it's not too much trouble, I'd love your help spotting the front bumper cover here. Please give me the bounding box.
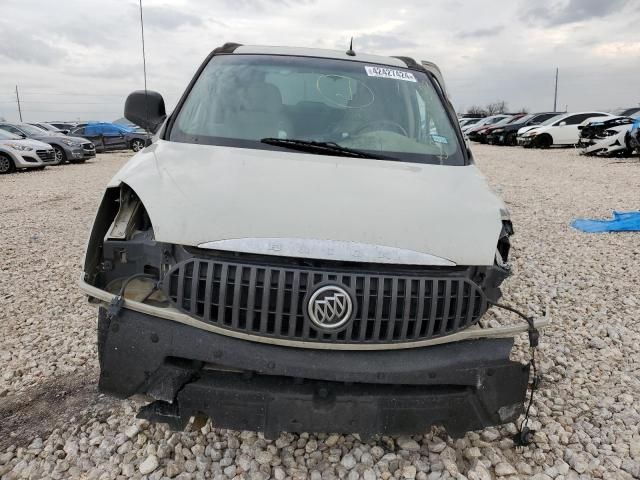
[98,306,531,438]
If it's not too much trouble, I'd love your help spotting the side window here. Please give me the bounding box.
[561,115,580,125]
[72,127,85,135]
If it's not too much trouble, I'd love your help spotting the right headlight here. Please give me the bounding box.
[60,139,82,147]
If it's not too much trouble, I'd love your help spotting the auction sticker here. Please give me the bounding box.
[365,66,417,82]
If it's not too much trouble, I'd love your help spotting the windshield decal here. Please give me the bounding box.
[364,66,417,82]
[431,134,449,144]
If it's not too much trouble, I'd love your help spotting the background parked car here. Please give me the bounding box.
[578,112,640,147]
[69,122,151,152]
[28,122,68,135]
[486,112,559,145]
[463,114,510,136]
[516,112,611,148]
[47,122,77,134]
[475,114,529,144]
[581,123,637,157]
[0,122,96,163]
[610,107,640,117]
[629,117,640,154]
[0,128,57,173]
[467,115,518,143]
[458,117,482,129]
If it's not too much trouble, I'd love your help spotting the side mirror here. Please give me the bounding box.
[124,90,166,133]
[558,121,567,126]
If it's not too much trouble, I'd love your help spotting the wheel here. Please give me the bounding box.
[53,146,67,163]
[131,139,146,152]
[535,134,552,149]
[506,133,517,146]
[0,153,15,174]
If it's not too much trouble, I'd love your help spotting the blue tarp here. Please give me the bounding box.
[571,211,640,233]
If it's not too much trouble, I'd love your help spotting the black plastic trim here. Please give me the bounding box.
[98,307,529,437]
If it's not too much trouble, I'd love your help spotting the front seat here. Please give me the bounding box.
[225,82,293,140]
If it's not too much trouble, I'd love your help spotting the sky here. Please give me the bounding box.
[1,0,639,122]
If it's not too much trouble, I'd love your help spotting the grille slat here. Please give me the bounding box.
[164,258,489,345]
[217,264,228,325]
[231,266,242,328]
[246,267,257,330]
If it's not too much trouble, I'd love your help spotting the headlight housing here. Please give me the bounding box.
[523,131,539,138]
[7,143,34,151]
[61,139,82,147]
[492,128,504,134]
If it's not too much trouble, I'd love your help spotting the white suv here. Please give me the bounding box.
[517,111,611,148]
[81,43,543,439]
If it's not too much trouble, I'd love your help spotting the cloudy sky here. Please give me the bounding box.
[1,0,638,122]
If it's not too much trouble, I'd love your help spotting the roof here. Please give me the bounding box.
[233,45,409,68]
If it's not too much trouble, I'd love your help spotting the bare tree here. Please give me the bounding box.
[466,105,487,116]
[485,101,509,115]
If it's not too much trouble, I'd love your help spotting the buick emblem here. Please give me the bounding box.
[307,285,353,330]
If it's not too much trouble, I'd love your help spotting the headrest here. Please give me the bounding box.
[243,83,283,113]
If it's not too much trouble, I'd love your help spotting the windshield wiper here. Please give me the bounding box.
[260,138,397,160]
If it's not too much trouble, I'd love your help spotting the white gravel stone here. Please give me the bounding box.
[495,462,517,476]
[139,454,159,475]
[397,436,421,452]
[1,146,640,479]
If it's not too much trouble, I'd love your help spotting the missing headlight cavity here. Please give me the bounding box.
[107,186,152,241]
[85,184,162,290]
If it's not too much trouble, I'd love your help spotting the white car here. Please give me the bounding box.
[517,111,611,148]
[0,129,56,173]
[80,43,544,439]
[581,124,635,157]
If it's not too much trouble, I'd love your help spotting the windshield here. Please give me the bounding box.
[0,129,21,140]
[511,114,533,124]
[486,116,507,125]
[496,116,520,126]
[18,124,48,135]
[169,55,465,165]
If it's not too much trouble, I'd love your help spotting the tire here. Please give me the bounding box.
[53,145,67,164]
[131,139,145,152]
[535,134,552,149]
[507,133,517,146]
[0,153,15,174]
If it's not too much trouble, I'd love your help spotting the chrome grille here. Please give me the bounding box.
[162,258,487,345]
[36,149,55,162]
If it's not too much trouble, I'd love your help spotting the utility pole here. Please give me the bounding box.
[553,68,558,112]
[15,85,23,121]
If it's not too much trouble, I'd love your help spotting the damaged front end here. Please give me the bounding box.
[82,184,542,438]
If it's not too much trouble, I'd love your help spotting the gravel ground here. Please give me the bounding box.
[1,145,639,479]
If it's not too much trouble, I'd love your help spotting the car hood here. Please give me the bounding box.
[106,140,506,266]
[517,125,541,135]
[0,138,52,149]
